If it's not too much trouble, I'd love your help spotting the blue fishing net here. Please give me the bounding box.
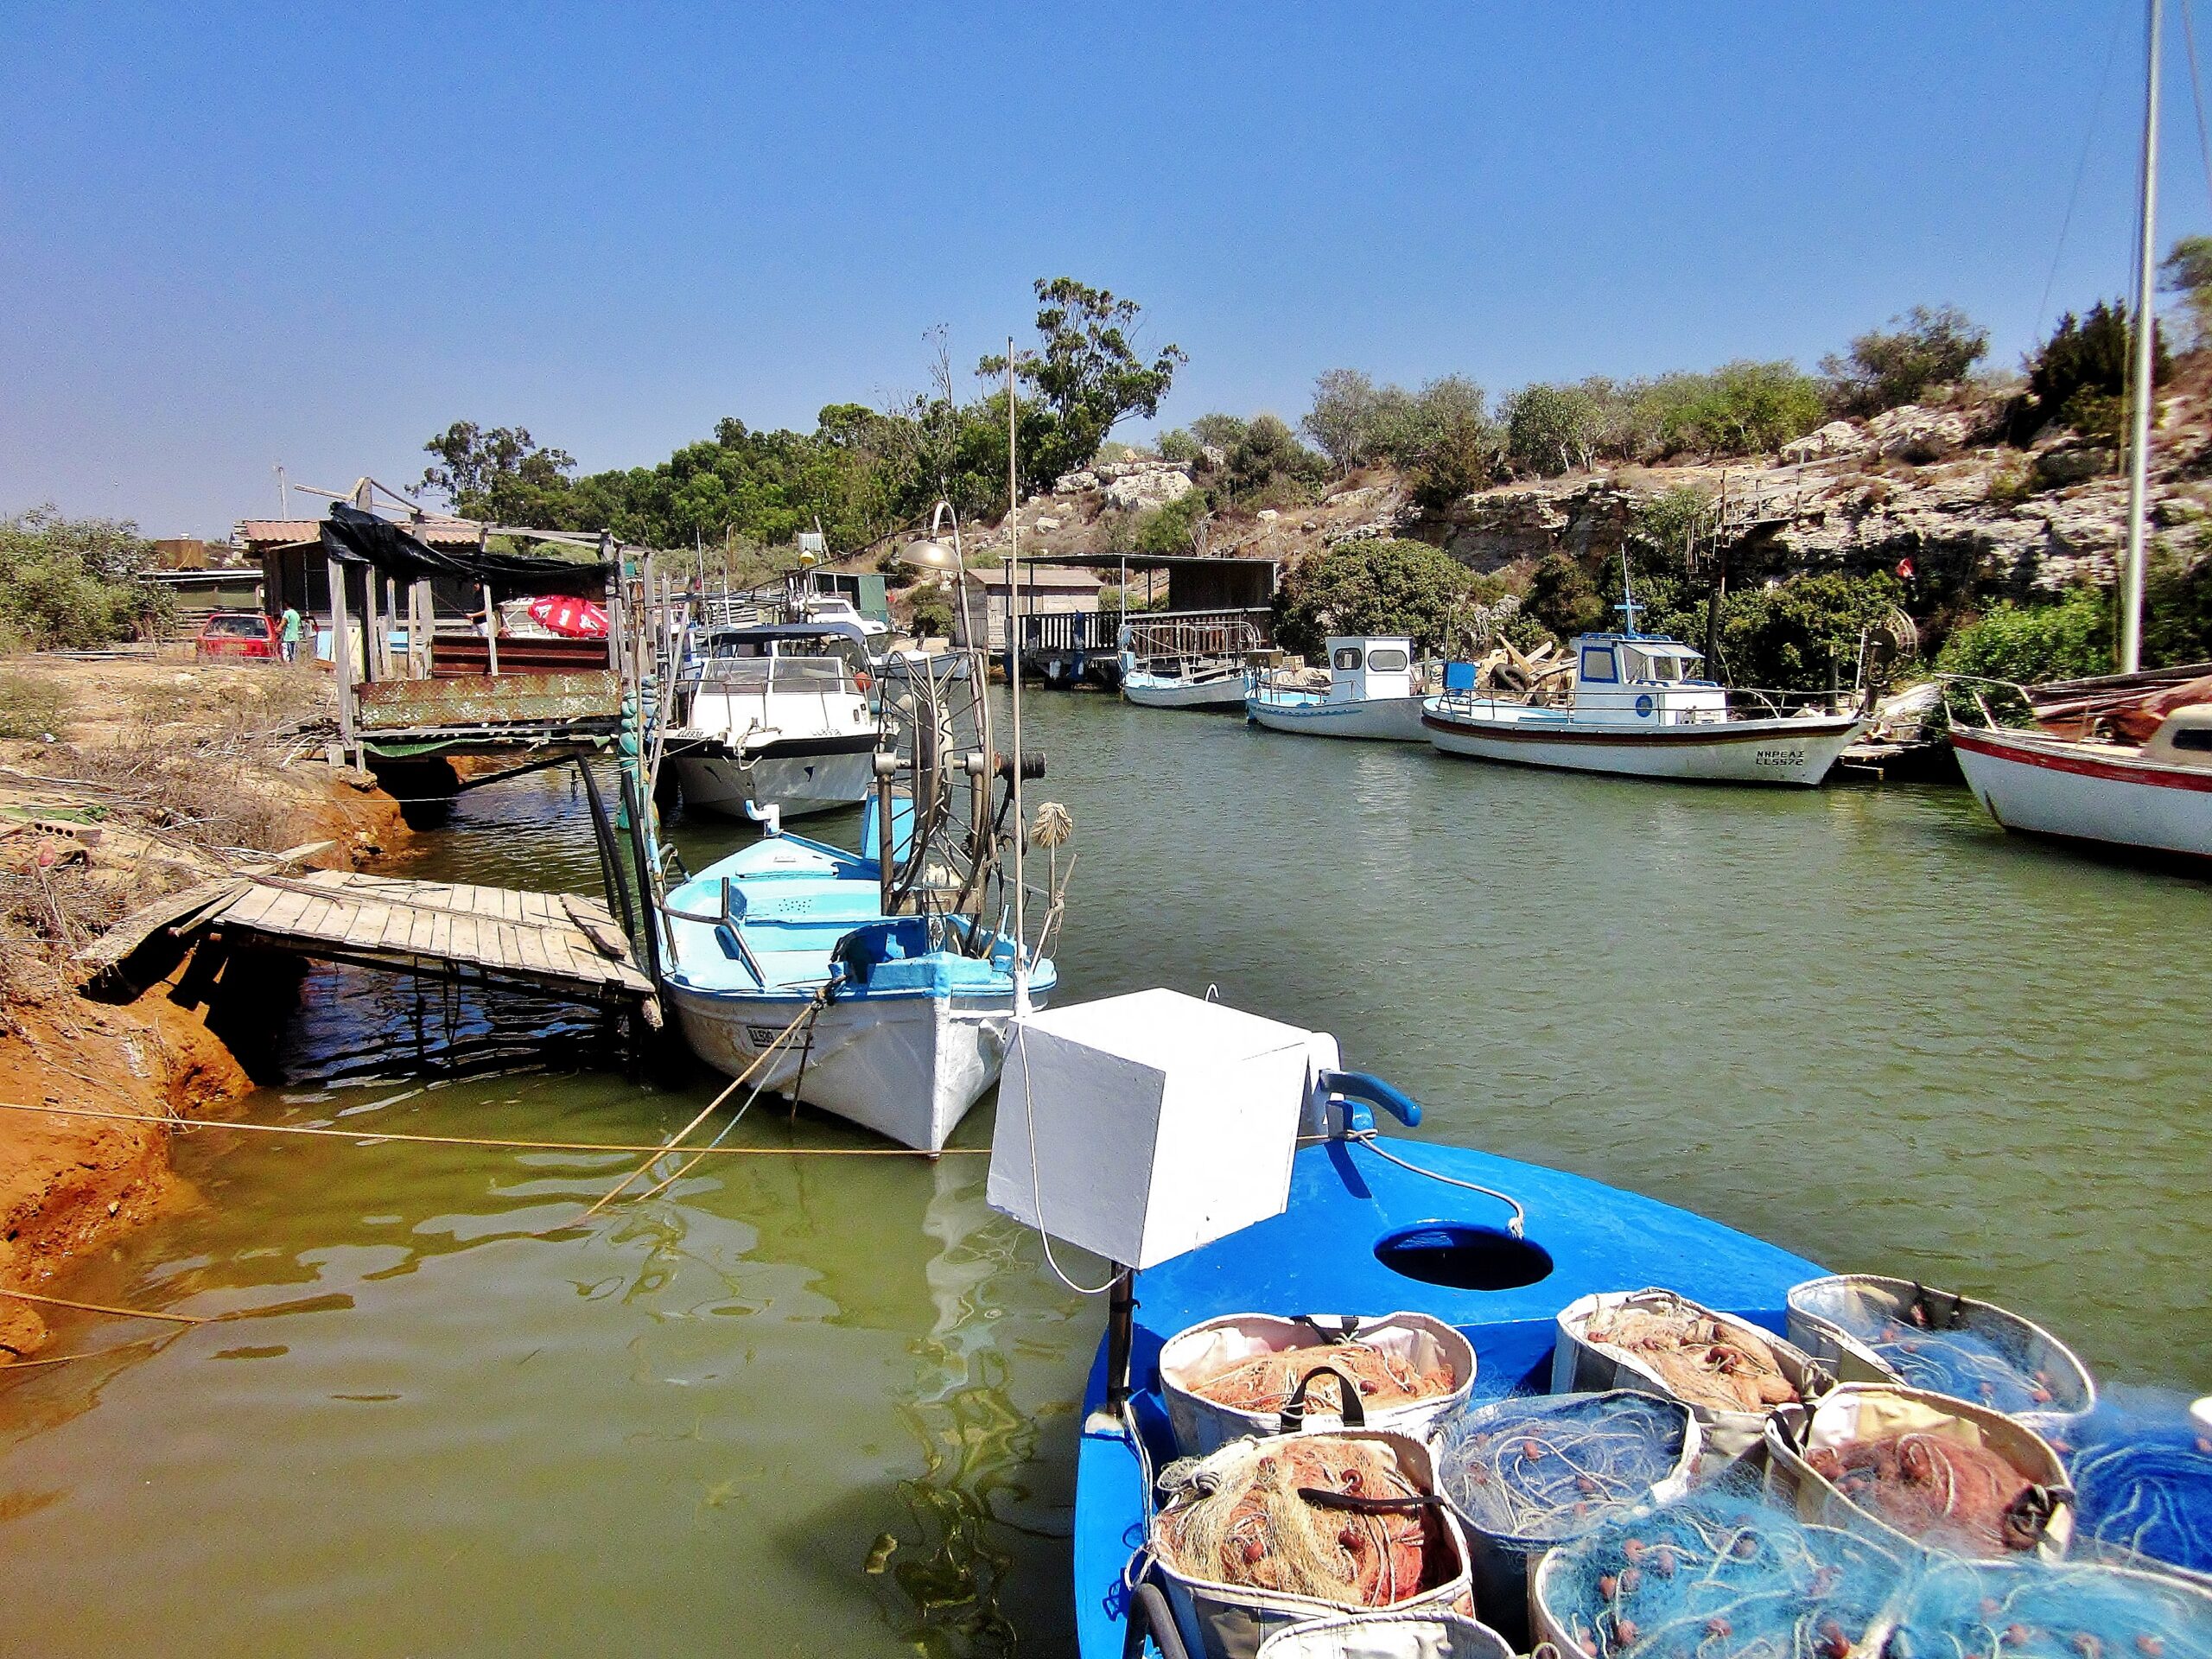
[1868,1326,2051,1416]
[1435,1392,1694,1545]
[2059,1402,2212,1580]
[1885,1557,2212,1659]
[1537,1491,1902,1659]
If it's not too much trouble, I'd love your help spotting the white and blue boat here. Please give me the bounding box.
[1246,636,1432,741]
[659,650,1065,1152]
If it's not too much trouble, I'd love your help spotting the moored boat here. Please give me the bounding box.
[1424,630,1866,785]
[1119,619,1257,711]
[665,622,881,819]
[1246,637,1432,741]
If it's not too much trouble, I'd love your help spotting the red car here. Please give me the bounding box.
[194,611,283,662]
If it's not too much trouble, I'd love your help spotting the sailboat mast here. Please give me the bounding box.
[1007,340,1029,1014]
[2123,0,2164,673]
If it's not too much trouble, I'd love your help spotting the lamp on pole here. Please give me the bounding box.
[896,500,976,650]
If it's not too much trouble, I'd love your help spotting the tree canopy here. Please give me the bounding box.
[1820,305,1989,416]
[0,505,172,649]
[979,277,1185,490]
[1271,537,1474,658]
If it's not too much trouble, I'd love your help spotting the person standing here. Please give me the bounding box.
[279,603,303,664]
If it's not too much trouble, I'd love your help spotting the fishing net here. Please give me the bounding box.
[1789,1278,2082,1416]
[1806,1429,2055,1557]
[1157,1438,1449,1609]
[1538,1491,1901,1659]
[1192,1344,1456,1420]
[2060,1402,2212,1580]
[1436,1392,1693,1544]
[1884,1557,2212,1659]
[1581,1298,1802,1414]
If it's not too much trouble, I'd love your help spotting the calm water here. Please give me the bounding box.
[2,695,2207,1656]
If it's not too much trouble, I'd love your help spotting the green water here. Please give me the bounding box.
[2,695,2207,1655]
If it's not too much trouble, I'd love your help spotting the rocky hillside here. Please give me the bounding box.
[945,383,2212,613]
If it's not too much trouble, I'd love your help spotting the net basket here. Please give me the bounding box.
[1876,1555,2212,1659]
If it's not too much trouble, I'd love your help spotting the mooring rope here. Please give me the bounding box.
[0,1287,210,1325]
[0,1100,986,1157]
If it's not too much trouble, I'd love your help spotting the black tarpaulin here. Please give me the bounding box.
[320,504,611,596]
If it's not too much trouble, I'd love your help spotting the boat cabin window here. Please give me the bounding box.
[2173,726,2212,753]
[1620,648,1684,683]
[1579,645,1618,683]
[1365,646,1409,672]
[1332,647,1363,671]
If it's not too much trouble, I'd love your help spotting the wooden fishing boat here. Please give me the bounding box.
[1424,631,1866,785]
[1119,619,1256,711]
[1246,637,1432,741]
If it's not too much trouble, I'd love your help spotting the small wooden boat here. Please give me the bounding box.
[1424,631,1866,785]
[1246,636,1431,741]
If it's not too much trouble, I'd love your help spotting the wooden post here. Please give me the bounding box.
[361,564,381,683]
[327,554,358,766]
[482,582,500,677]
[410,578,434,677]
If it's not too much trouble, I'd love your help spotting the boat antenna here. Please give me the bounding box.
[2121,0,2164,673]
[1615,546,1645,635]
[1007,338,1030,1017]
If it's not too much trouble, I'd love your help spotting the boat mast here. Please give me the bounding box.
[1007,340,1030,1016]
[2122,0,2164,673]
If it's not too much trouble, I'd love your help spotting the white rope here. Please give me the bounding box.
[1345,1130,1527,1238]
[1015,1021,1118,1297]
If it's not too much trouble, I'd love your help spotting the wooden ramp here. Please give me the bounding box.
[88,870,655,1012]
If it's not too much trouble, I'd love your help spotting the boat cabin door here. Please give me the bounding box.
[1327,636,1414,702]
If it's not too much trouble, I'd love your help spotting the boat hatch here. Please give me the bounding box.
[1375,1221,1554,1291]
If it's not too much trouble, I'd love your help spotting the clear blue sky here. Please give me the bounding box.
[2,2,2204,536]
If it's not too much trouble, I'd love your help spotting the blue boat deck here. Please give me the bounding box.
[1072,1133,1822,1658]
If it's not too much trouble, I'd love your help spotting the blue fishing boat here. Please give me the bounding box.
[983,992,1825,1657]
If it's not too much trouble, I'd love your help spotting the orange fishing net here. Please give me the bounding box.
[1582,1301,1801,1414]
[1808,1431,2050,1556]
[1190,1342,1455,1418]
[1160,1438,1446,1607]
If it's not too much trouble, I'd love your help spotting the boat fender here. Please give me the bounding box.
[1274,1366,1369,1435]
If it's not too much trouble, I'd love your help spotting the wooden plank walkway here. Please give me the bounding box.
[88,870,655,1007]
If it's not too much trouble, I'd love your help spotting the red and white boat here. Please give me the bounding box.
[1950,689,2212,865]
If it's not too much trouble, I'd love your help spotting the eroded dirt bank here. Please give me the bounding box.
[0,651,413,1358]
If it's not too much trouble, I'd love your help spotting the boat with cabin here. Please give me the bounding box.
[1246,637,1432,741]
[664,622,881,820]
[1119,618,1257,711]
[1424,629,1866,785]
[658,650,1067,1151]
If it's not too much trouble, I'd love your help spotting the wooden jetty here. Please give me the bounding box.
[85,870,658,1021]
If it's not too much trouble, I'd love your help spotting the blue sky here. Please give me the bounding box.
[1,2,2202,536]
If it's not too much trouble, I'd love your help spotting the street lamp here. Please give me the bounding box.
[897,500,976,650]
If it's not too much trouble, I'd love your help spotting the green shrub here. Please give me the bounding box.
[907,587,954,639]
[1503,383,1603,476]
[1657,572,1909,692]
[1273,538,1473,658]
[1655,360,1827,456]
[1821,305,1990,416]
[0,672,70,741]
[1936,588,2113,684]
[1135,491,1209,556]
[1220,416,1327,505]
[1155,428,1200,464]
[0,505,173,649]
[2007,301,2169,443]
[1522,552,1614,639]
[2145,539,2212,666]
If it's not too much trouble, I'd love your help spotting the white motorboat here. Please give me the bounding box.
[1245,635,1431,741]
[666,623,881,820]
[1950,690,2212,864]
[1424,632,1866,785]
[1116,619,1255,711]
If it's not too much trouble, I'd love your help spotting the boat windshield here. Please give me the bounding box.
[697,657,854,693]
[1620,646,1694,683]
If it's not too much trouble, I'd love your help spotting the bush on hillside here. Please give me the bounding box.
[1820,305,1990,416]
[1273,537,1474,658]
[1219,416,1328,506]
[2005,301,2170,445]
[1503,383,1604,476]
[1135,491,1209,556]
[1935,588,2113,684]
[2145,538,2212,666]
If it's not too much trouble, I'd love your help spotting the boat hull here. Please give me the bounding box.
[1952,725,2212,862]
[673,743,877,820]
[1246,693,1430,741]
[1122,674,1249,710]
[667,982,1046,1152]
[1424,706,1865,785]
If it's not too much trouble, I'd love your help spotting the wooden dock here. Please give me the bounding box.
[86,870,657,1017]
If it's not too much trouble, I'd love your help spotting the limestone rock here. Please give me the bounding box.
[1103,464,1194,512]
[1781,421,1869,465]
[1052,470,1099,493]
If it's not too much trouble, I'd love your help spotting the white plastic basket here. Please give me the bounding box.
[1253,1611,1511,1659]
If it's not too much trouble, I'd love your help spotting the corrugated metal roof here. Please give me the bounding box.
[236,517,485,547]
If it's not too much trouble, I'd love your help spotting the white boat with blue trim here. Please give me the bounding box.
[1424,630,1866,785]
[1246,637,1431,741]
[665,622,882,820]
[1119,619,1257,711]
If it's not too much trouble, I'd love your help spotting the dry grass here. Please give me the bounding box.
[0,672,71,741]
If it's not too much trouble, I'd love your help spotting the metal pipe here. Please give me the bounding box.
[1006,341,1029,1014]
